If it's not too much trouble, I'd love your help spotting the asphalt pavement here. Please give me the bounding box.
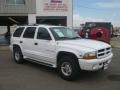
[0,47,120,90]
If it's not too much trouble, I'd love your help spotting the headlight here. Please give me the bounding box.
[83,52,97,60]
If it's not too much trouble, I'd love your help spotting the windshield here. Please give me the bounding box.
[50,27,81,40]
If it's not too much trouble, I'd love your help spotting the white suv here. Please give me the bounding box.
[10,25,113,81]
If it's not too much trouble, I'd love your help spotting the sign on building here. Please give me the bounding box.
[43,0,68,12]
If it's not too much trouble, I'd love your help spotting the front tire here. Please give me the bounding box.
[13,48,24,64]
[58,56,80,81]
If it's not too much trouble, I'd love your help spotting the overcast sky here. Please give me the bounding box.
[73,0,120,27]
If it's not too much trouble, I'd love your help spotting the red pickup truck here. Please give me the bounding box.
[79,22,113,43]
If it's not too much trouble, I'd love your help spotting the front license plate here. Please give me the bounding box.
[103,61,109,70]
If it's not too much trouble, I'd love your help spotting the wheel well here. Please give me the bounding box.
[57,51,78,66]
[13,44,21,50]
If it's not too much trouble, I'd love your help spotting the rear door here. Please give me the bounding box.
[21,27,36,58]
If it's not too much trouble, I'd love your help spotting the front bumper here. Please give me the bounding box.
[78,53,113,71]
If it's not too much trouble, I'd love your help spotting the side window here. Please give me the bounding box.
[37,28,51,40]
[23,27,36,39]
[13,27,24,37]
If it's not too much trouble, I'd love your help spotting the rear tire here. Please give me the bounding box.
[13,48,24,64]
[58,56,80,81]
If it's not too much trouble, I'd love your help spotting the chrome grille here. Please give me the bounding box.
[97,47,111,58]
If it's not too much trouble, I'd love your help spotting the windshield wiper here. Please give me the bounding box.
[58,37,81,40]
[58,37,74,40]
[72,37,81,39]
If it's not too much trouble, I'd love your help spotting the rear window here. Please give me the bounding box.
[13,27,25,37]
[23,27,36,39]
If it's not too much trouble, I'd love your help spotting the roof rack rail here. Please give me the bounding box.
[15,24,62,26]
[15,24,39,26]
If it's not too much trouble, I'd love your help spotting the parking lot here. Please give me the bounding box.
[0,46,120,90]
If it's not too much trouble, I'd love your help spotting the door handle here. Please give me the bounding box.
[20,41,23,43]
[34,43,38,45]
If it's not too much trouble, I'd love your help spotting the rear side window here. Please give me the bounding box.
[13,27,24,37]
[23,27,36,39]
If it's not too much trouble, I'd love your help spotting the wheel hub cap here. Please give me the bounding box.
[15,52,20,61]
[61,62,72,76]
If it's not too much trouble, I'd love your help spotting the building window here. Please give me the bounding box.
[6,0,25,5]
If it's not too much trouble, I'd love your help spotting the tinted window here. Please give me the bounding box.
[23,27,36,39]
[13,27,24,37]
[37,28,51,40]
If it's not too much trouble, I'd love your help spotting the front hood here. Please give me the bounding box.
[57,39,111,52]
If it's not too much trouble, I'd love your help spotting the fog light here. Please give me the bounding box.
[93,65,98,70]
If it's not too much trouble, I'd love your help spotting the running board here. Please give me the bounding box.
[25,58,53,67]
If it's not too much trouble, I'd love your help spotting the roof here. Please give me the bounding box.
[20,24,64,27]
[17,24,65,28]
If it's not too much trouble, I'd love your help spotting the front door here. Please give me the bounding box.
[34,27,56,64]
